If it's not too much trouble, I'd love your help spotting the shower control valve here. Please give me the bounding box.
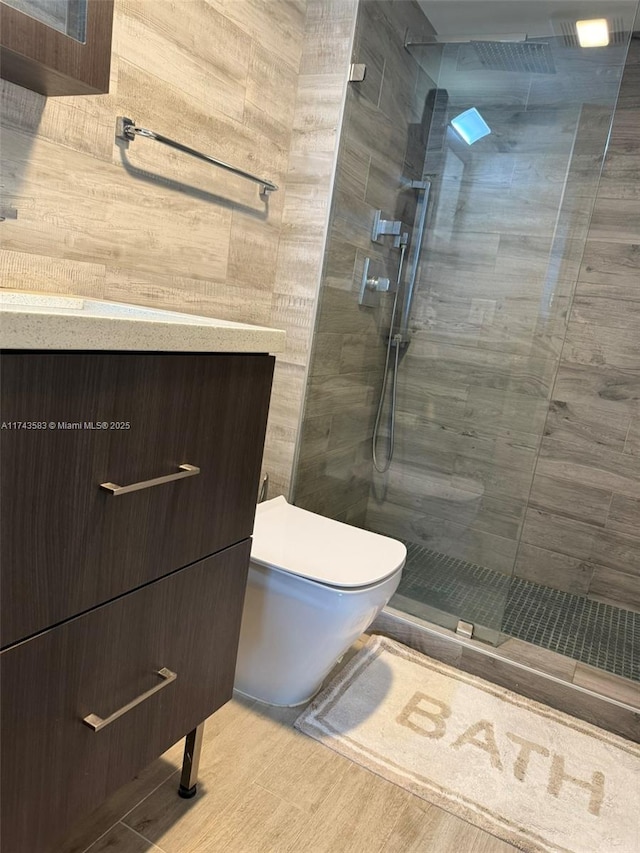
[366,276,390,293]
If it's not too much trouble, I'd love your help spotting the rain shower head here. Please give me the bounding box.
[470,40,556,74]
[404,32,557,74]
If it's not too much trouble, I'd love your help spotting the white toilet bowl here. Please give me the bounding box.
[234,495,406,706]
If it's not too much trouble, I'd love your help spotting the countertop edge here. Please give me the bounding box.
[0,314,286,354]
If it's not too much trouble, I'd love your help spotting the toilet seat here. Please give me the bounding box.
[251,496,406,588]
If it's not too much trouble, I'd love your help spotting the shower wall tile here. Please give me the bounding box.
[625,418,640,457]
[517,42,640,611]
[294,0,433,512]
[590,526,640,577]
[528,474,612,528]
[513,544,594,596]
[536,440,640,501]
[367,499,519,574]
[589,568,640,613]
[563,320,640,372]
[588,197,640,244]
[521,510,596,564]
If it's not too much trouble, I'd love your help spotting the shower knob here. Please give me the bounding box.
[366,276,390,292]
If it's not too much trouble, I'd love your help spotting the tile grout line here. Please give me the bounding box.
[119,821,170,852]
[80,767,181,853]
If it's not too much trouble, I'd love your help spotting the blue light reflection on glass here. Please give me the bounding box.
[450,108,491,145]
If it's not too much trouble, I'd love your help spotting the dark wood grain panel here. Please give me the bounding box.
[0,0,114,95]
[0,539,250,853]
[0,352,274,647]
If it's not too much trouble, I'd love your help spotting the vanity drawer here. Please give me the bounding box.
[0,539,250,853]
[0,351,273,646]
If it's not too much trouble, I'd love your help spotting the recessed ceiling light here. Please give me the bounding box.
[576,18,610,48]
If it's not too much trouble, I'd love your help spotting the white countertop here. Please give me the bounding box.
[0,292,285,353]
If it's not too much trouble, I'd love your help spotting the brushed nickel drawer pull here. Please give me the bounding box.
[100,463,200,495]
[82,667,177,732]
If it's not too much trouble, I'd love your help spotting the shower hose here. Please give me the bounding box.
[372,241,407,474]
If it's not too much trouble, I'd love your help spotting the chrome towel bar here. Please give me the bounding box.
[116,116,278,197]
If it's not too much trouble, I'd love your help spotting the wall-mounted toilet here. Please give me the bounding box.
[234,495,406,706]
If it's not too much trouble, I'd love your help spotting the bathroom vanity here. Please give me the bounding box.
[0,293,283,852]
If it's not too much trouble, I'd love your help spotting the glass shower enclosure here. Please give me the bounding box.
[294,0,639,683]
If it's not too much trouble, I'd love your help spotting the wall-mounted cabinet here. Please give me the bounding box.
[0,0,114,96]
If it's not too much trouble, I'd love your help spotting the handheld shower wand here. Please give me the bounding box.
[372,237,408,474]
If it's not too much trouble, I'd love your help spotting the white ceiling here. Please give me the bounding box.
[416,0,638,39]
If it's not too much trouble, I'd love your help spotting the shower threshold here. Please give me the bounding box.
[394,542,639,683]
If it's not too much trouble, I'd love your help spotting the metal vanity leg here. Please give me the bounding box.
[178,721,205,799]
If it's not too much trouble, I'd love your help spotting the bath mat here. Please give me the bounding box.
[294,636,640,853]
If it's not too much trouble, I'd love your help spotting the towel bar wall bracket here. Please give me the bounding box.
[115,116,278,198]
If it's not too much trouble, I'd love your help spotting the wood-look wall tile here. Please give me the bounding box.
[590,525,640,576]
[296,475,371,520]
[0,79,113,162]
[103,270,272,327]
[367,500,519,573]
[624,417,640,457]
[335,139,370,201]
[570,295,640,334]
[513,543,595,595]
[305,371,375,418]
[588,196,640,244]
[274,233,326,299]
[3,129,234,280]
[551,364,639,419]
[118,0,250,122]
[323,235,359,291]
[578,240,640,299]
[536,436,640,500]
[216,0,306,73]
[563,319,640,372]
[293,74,348,132]
[607,494,640,535]
[339,333,386,374]
[520,509,596,563]
[605,110,640,152]
[528,473,612,527]
[269,292,315,365]
[246,41,299,134]
[0,250,106,296]
[589,566,640,612]
[297,415,332,460]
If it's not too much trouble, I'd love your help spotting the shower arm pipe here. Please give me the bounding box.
[115,117,279,197]
[398,179,431,343]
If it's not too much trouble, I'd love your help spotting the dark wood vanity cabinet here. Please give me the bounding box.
[0,0,114,96]
[0,350,275,853]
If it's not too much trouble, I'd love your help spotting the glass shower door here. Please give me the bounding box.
[367,20,636,644]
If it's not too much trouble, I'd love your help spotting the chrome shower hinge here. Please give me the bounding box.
[456,620,474,639]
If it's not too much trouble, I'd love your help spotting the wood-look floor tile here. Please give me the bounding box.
[283,761,412,853]
[176,783,309,853]
[254,714,351,814]
[55,744,183,853]
[84,822,166,852]
[122,700,300,852]
[385,800,519,853]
